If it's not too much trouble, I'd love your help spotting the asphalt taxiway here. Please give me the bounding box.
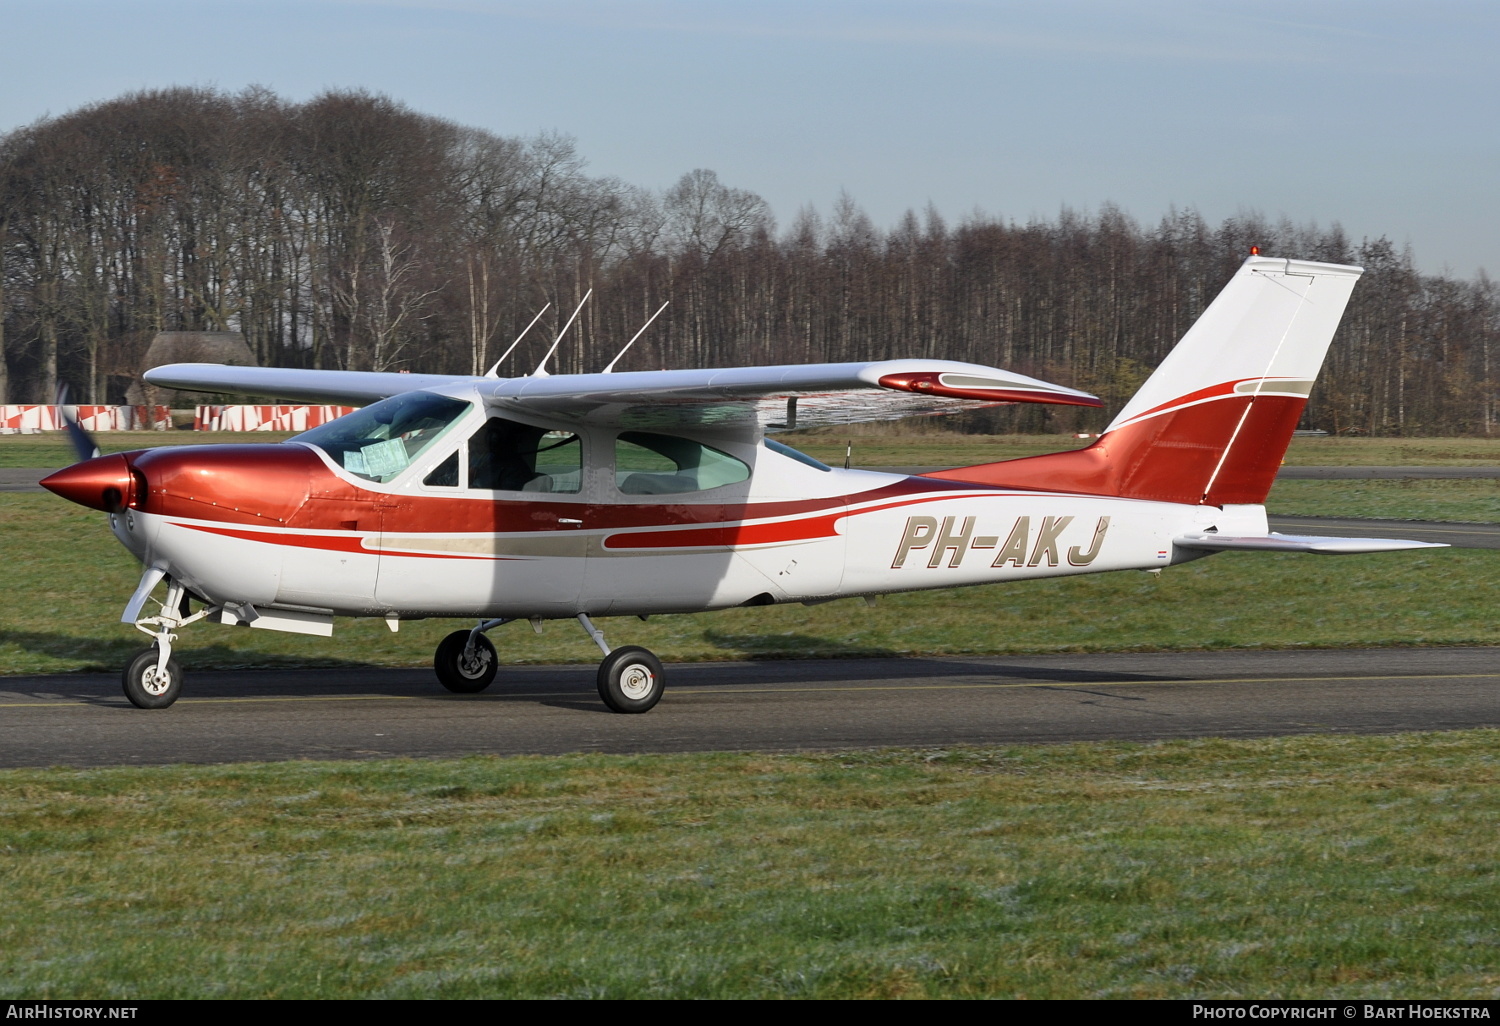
[1,647,1494,768]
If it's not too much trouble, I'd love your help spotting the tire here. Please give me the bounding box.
[596,646,664,714]
[122,645,182,709]
[434,630,498,693]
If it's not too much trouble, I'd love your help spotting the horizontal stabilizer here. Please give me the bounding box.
[1174,532,1447,555]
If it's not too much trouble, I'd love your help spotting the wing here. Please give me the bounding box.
[144,359,1099,431]
[479,360,1100,432]
[143,364,472,404]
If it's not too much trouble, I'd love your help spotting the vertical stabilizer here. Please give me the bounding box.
[925,256,1363,505]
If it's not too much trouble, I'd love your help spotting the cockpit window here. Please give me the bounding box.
[294,393,471,483]
[468,418,582,494]
[615,432,750,494]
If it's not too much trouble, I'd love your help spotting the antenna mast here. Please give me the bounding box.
[602,302,669,373]
[531,290,592,378]
[485,304,550,377]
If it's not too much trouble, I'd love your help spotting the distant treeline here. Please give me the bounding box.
[2,87,1496,434]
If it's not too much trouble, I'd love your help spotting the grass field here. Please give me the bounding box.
[1,488,1494,675]
[1267,479,1500,521]
[4,429,1497,999]
[1,734,1495,998]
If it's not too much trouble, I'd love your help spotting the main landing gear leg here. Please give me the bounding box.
[433,618,510,693]
[578,613,664,714]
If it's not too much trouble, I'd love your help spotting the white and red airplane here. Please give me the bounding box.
[43,255,1441,711]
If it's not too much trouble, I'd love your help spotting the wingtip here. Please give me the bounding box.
[877,372,1102,407]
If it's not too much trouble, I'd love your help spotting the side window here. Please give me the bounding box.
[423,450,460,487]
[467,418,581,494]
[615,432,750,495]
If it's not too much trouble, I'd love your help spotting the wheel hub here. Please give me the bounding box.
[618,663,655,700]
[141,667,172,696]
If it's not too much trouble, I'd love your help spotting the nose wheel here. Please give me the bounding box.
[122,645,182,709]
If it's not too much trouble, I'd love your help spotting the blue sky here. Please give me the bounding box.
[6,0,1496,276]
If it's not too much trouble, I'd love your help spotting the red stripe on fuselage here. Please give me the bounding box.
[171,488,1016,558]
[603,491,1008,549]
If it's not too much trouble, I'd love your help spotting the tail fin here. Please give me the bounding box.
[926,256,1363,505]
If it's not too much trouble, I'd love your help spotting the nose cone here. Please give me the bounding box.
[41,453,137,512]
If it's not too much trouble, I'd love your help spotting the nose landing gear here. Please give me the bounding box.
[122,571,217,710]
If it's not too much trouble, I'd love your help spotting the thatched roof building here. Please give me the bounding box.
[128,332,257,406]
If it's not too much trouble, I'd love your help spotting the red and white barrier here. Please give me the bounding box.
[193,405,358,432]
[0,405,57,433]
[0,405,171,433]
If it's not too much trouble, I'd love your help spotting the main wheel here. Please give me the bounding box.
[122,645,182,709]
[596,646,664,714]
[434,630,498,693]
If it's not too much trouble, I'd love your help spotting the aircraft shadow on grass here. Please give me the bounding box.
[684,632,1192,688]
[0,627,1190,709]
[0,629,376,678]
[701,630,901,660]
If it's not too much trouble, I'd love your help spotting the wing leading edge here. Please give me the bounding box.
[144,364,472,405]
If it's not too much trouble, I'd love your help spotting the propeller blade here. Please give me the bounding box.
[56,385,101,462]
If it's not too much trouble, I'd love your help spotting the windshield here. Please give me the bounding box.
[294,393,472,483]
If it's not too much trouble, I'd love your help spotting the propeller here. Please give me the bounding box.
[40,387,134,513]
[56,384,101,463]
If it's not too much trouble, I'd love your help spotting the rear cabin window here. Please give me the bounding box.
[467,418,581,494]
[615,432,750,495]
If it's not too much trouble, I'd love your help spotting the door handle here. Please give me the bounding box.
[558,518,583,528]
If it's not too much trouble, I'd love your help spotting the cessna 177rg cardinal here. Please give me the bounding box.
[42,255,1442,712]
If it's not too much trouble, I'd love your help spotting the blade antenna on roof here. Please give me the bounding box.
[531,290,592,378]
[485,304,550,378]
[602,301,669,374]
